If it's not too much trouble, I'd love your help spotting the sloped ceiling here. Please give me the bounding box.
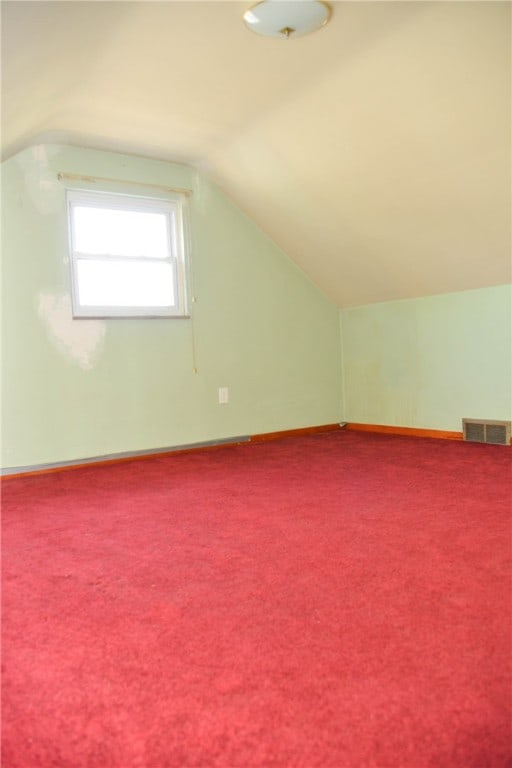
[1,1,510,307]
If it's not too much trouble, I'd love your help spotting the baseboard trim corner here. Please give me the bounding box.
[1,424,343,480]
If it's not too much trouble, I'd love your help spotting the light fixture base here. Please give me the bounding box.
[243,1,331,39]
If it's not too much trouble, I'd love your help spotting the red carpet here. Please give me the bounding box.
[2,431,511,767]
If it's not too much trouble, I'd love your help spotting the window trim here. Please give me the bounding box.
[66,188,190,319]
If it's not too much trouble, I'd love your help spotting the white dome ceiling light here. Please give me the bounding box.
[243,1,331,39]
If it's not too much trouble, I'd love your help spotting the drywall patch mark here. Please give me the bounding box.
[38,292,106,370]
[16,144,62,215]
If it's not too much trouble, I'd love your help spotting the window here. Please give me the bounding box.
[67,189,189,317]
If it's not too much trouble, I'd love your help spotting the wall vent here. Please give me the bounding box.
[462,419,511,446]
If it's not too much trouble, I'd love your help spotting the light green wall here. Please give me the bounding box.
[340,285,512,432]
[1,144,343,469]
[4,144,510,469]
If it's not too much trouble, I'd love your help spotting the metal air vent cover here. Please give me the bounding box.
[462,419,510,446]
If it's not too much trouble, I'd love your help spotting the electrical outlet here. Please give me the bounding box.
[218,387,229,404]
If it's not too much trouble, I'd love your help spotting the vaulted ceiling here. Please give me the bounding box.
[2,1,510,307]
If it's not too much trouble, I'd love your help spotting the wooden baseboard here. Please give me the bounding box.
[6,421,489,479]
[1,424,343,480]
[250,423,342,443]
[345,423,463,441]
[0,438,249,480]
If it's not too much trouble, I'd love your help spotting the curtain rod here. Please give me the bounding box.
[57,172,193,197]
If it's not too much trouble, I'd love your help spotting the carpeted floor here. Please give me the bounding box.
[2,431,511,767]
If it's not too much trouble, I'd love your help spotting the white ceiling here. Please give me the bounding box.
[2,1,510,307]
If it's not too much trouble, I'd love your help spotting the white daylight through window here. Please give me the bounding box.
[67,189,189,317]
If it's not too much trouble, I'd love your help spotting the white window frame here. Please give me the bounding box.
[66,188,189,318]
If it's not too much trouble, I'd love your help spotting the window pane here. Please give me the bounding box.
[76,259,175,307]
[73,206,170,259]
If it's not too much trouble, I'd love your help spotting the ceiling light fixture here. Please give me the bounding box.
[243,1,331,39]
